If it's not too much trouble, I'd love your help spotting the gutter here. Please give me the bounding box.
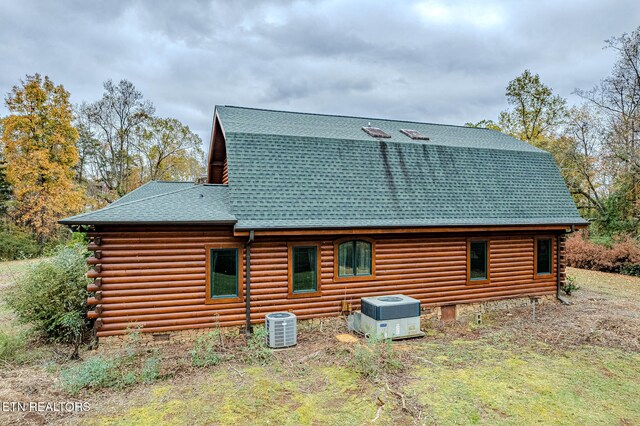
[245,230,254,336]
[231,222,589,237]
[557,224,576,305]
[233,222,589,232]
[58,220,237,226]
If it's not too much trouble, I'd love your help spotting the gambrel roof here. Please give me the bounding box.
[61,106,587,229]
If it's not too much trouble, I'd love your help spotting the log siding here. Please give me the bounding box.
[222,157,228,184]
[87,226,562,337]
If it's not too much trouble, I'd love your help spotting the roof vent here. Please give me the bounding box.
[400,129,430,140]
[362,126,391,138]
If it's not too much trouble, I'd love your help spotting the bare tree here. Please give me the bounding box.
[73,103,100,184]
[559,105,608,216]
[80,80,154,198]
[577,28,640,211]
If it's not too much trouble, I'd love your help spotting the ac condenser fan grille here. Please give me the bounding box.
[265,312,297,348]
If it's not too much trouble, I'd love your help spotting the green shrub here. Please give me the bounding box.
[620,263,640,277]
[0,330,26,363]
[561,276,581,296]
[60,352,163,395]
[6,244,91,348]
[0,224,39,260]
[60,355,117,394]
[66,232,89,247]
[351,335,401,380]
[589,235,614,248]
[190,331,224,367]
[243,327,272,365]
[140,356,160,383]
[0,330,50,365]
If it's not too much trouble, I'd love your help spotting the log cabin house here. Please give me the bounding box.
[60,106,588,341]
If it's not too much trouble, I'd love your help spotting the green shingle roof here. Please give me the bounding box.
[60,183,235,225]
[109,181,197,206]
[216,106,544,152]
[218,106,586,230]
[60,106,587,229]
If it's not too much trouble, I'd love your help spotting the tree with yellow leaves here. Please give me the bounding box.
[1,74,84,242]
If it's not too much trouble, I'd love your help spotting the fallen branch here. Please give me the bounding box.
[371,406,383,423]
[229,366,244,377]
[413,356,437,367]
[386,383,407,412]
[299,350,322,363]
[371,396,385,423]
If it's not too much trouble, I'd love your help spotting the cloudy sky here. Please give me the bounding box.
[0,0,638,144]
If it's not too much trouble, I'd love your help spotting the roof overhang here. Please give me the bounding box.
[232,222,589,237]
[59,220,237,227]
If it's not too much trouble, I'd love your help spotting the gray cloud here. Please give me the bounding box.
[0,0,638,145]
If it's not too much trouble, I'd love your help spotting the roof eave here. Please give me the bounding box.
[58,219,237,227]
[231,221,589,235]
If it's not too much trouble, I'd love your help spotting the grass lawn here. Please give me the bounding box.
[0,263,639,425]
[0,257,41,290]
[0,257,44,334]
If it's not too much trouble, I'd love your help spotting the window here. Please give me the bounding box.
[288,243,321,297]
[536,238,553,275]
[205,245,242,303]
[334,238,376,281]
[338,240,372,277]
[467,239,489,283]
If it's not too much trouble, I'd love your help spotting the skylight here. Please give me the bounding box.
[362,126,391,138]
[400,129,430,140]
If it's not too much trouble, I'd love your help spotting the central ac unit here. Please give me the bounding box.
[352,294,425,340]
[265,312,297,348]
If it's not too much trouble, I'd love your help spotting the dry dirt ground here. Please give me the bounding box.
[0,265,639,425]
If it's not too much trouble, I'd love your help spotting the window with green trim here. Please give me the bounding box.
[292,246,317,293]
[209,248,238,298]
[536,238,552,275]
[338,240,372,277]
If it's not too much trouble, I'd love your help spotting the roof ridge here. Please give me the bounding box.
[108,181,155,206]
[105,184,201,210]
[65,184,202,221]
[109,181,197,207]
[152,180,201,183]
[226,131,548,154]
[220,105,495,131]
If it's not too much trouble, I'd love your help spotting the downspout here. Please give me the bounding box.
[245,230,255,336]
[557,225,576,305]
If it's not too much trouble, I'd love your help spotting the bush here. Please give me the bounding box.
[60,352,163,395]
[6,244,91,349]
[242,327,272,365]
[60,355,117,395]
[0,330,26,363]
[190,331,224,367]
[350,335,401,380]
[620,263,640,277]
[140,356,161,383]
[589,235,614,248]
[0,224,39,260]
[561,276,580,296]
[566,233,640,273]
